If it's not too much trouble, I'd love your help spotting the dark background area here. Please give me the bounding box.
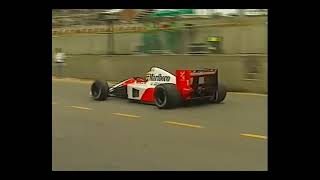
[3,0,307,177]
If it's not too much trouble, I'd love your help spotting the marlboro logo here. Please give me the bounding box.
[148,74,171,82]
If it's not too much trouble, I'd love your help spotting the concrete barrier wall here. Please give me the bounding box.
[52,17,267,55]
[52,33,142,55]
[52,54,267,94]
[192,24,267,54]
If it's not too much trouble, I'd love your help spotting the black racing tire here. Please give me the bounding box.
[91,80,109,101]
[209,83,227,103]
[154,83,182,109]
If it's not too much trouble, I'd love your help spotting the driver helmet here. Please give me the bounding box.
[146,71,152,81]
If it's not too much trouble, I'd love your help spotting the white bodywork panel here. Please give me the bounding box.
[127,67,176,100]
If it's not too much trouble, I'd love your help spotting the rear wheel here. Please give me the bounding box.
[209,83,227,103]
[91,80,109,101]
[154,83,182,109]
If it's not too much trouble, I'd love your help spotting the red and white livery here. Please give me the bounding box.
[90,67,227,109]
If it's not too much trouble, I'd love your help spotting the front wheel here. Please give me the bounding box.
[90,80,109,101]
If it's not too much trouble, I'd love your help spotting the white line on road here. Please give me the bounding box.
[112,113,141,118]
[65,106,93,110]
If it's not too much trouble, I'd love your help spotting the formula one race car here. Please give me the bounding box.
[90,67,227,109]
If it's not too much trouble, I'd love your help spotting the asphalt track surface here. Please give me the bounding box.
[52,78,268,171]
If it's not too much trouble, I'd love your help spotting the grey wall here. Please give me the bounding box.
[52,17,268,94]
[52,33,142,55]
[52,54,267,93]
[52,17,267,55]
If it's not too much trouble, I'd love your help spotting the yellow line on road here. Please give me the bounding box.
[241,133,267,140]
[65,106,93,110]
[112,113,141,118]
[52,102,57,105]
[229,92,267,97]
[163,121,204,129]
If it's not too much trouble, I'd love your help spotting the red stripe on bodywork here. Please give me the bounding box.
[119,78,146,87]
[122,78,136,86]
[141,88,155,103]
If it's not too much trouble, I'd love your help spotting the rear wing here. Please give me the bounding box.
[176,69,218,99]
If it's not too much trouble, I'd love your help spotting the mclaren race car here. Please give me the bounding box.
[90,67,227,109]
